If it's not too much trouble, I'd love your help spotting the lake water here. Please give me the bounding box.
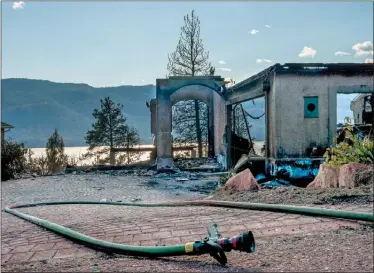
[30,141,265,166]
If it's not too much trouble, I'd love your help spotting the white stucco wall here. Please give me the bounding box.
[270,73,373,158]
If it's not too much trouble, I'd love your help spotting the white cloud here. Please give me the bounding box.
[265,25,271,28]
[121,81,125,84]
[365,58,373,63]
[218,68,232,72]
[218,60,226,65]
[248,29,259,35]
[12,1,25,9]
[352,41,373,57]
[256,59,272,64]
[298,46,317,58]
[334,51,351,56]
[141,79,145,83]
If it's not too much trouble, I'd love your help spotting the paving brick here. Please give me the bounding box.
[281,218,303,225]
[29,238,49,244]
[8,239,30,246]
[32,242,56,251]
[261,221,284,228]
[1,254,13,264]
[53,248,76,259]
[171,230,190,237]
[1,246,12,255]
[188,228,208,236]
[160,237,182,245]
[140,239,161,246]
[133,233,152,241]
[123,229,142,235]
[181,235,201,242]
[296,217,322,224]
[244,222,265,229]
[228,224,247,232]
[53,241,74,249]
[152,231,172,239]
[7,252,35,263]
[113,235,133,244]
[101,236,115,242]
[159,227,175,232]
[140,228,159,233]
[30,250,57,261]
[11,244,36,253]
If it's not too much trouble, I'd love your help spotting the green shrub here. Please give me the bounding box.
[324,117,374,167]
[1,139,28,181]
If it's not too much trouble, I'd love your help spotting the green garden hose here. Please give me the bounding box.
[4,200,373,265]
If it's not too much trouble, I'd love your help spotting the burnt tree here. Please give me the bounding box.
[167,10,214,157]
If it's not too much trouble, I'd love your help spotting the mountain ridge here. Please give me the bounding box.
[1,78,265,148]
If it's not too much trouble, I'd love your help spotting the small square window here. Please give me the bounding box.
[304,96,319,118]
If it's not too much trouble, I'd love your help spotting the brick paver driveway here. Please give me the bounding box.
[1,174,373,272]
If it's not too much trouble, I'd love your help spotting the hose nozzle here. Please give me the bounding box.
[217,231,256,253]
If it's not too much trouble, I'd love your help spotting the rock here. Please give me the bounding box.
[307,164,339,188]
[307,162,373,189]
[306,179,317,188]
[339,163,373,188]
[224,168,260,191]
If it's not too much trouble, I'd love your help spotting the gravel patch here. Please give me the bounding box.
[1,173,208,207]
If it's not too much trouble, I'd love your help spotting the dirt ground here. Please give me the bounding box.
[212,184,374,206]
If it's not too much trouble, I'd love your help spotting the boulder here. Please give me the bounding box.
[307,162,373,189]
[307,164,339,188]
[339,163,373,188]
[224,168,260,191]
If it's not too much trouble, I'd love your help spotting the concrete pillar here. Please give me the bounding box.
[208,104,215,158]
[156,93,173,169]
[213,92,227,155]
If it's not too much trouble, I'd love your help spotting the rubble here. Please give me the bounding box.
[224,168,260,191]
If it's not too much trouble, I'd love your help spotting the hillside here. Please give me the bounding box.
[1,78,266,148]
[1,78,156,147]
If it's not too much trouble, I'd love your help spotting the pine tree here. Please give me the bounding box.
[46,129,67,173]
[85,97,140,164]
[167,10,214,157]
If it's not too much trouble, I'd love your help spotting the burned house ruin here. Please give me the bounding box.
[150,63,374,179]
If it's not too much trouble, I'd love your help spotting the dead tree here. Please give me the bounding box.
[167,10,214,158]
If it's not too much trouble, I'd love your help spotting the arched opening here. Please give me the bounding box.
[170,85,213,159]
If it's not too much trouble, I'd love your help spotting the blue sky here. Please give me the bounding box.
[2,1,373,122]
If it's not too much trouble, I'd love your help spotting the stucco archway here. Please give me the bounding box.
[154,76,227,169]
